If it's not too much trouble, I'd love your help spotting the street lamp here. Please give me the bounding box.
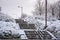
[18,6,23,18]
[0,7,1,11]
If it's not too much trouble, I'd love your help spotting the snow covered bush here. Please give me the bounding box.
[46,20,60,38]
[0,12,27,39]
[0,12,16,23]
[0,21,27,39]
[0,21,19,38]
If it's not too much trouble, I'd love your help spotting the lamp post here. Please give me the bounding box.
[0,7,1,12]
[18,6,23,18]
[43,0,47,30]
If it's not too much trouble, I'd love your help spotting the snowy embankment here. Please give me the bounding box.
[24,16,60,38]
[0,21,27,39]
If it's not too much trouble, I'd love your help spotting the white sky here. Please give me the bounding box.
[0,0,59,19]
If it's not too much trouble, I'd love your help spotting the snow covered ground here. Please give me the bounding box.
[24,16,60,38]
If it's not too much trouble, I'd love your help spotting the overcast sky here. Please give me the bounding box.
[0,0,59,19]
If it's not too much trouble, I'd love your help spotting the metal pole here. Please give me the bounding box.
[43,0,47,29]
[21,7,23,18]
[18,6,23,18]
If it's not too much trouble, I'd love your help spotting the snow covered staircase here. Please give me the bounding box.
[24,30,56,40]
[25,31,41,39]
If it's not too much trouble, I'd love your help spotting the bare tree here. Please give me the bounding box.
[33,0,44,16]
[58,1,60,20]
[48,1,60,19]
